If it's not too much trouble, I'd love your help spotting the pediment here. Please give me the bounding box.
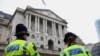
[33,9,63,21]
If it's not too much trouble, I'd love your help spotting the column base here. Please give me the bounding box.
[53,35,57,38]
[42,33,48,36]
[35,31,40,34]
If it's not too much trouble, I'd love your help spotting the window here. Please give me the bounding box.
[31,35,35,39]
[58,48,61,51]
[41,37,44,41]
[40,45,44,49]
[58,40,60,44]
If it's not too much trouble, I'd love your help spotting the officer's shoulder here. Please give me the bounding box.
[26,41,35,46]
[27,41,37,50]
[77,45,86,49]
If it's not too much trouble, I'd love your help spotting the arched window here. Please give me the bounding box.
[40,45,44,49]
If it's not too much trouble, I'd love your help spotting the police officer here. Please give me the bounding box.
[5,24,40,56]
[60,32,92,56]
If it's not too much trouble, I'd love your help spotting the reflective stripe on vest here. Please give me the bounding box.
[62,51,66,56]
[69,48,83,55]
[23,41,29,56]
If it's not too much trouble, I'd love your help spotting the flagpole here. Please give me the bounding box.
[42,0,47,9]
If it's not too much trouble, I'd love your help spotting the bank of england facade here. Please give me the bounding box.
[8,6,67,56]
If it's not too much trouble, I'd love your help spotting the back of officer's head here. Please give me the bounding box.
[64,32,78,44]
[15,24,29,40]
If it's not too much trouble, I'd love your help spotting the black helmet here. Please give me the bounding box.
[64,32,77,43]
[15,24,29,36]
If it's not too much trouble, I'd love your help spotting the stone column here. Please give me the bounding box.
[58,24,61,37]
[52,22,54,36]
[43,19,45,33]
[64,26,67,34]
[37,17,40,32]
[35,16,38,32]
[45,20,47,34]
[60,25,62,37]
[29,14,31,30]
[25,14,29,28]
[54,23,56,36]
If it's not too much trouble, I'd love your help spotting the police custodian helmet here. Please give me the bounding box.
[15,24,29,36]
[64,32,77,43]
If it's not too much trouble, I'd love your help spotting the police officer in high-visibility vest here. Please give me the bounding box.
[5,24,40,56]
[60,32,92,56]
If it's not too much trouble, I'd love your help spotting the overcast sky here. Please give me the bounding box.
[0,0,99,44]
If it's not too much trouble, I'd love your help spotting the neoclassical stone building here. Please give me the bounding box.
[0,6,86,56]
[0,11,12,56]
[8,6,68,56]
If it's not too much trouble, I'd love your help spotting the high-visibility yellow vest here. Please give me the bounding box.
[5,39,40,56]
[60,44,92,56]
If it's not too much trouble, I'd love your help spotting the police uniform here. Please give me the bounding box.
[60,32,92,56]
[60,44,92,56]
[4,24,40,56]
[5,40,40,56]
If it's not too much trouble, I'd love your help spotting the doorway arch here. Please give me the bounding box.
[48,39,54,50]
